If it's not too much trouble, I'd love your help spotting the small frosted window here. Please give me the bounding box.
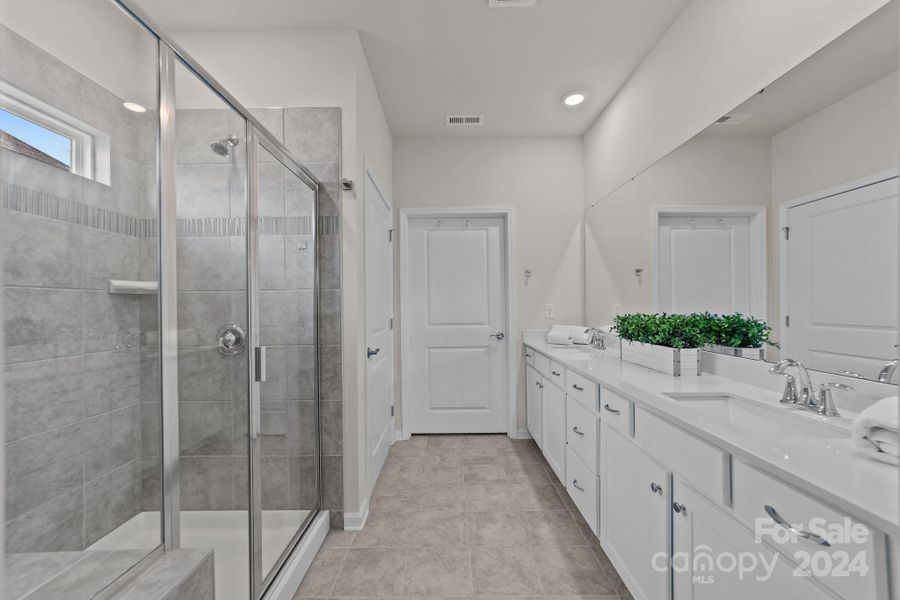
[0,107,73,170]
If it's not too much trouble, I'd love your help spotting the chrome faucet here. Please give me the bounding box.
[877,359,898,384]
[587,327,607,351]
[769,359,813,406]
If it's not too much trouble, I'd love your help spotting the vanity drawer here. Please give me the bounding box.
[566,445,599,537]
[732,462,887,600]
[533,352,551,378]
[634,407,730,505]
[599,387,633,437]
[524,347,535,366]
[547,360,565,389]
[566,395,599,474]
[565,368,599,411]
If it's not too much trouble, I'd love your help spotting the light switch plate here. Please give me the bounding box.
[545,303,556,319]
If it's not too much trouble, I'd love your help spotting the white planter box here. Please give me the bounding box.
[704,344,765,360]
[619,341,700,376]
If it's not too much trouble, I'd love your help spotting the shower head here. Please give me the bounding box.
[211,135,239,157]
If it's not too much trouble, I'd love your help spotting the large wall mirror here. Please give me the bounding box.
[585,2,899,383]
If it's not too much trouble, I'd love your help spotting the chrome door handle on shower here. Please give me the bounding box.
[367,347,381,358]
[490,332,505,341]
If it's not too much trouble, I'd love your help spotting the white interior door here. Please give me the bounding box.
[405,215,508,433]
[365,172,393,493]
[658,214,753,314]
[786,177,898,378]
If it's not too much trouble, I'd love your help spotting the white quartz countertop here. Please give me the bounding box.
[524,338,900,538]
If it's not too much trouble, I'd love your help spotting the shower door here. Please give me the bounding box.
[248,129,320,597]
[166,44,319,600]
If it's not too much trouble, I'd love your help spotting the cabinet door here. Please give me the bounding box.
[601,423,671,600]
[673,480,836,600]
[525,365,542,447]
[541,380,566,482]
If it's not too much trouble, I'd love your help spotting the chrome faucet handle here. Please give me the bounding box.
[778,374,799,404]
[817,382,852,417]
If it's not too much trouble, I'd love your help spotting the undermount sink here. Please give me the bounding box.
[662,392,849,440]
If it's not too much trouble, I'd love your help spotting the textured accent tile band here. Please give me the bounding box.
[1,182,142,237]
[1,183,340,237]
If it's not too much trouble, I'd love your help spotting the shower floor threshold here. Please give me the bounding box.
[88,510,310,600]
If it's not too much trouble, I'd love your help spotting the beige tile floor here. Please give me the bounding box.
[293,434,633,600]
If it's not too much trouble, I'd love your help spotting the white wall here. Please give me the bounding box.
[584,135,771,325]
[767,71,899,342]
[393,137,584,433]
[171,27,394,524]
[583,0,890,209]
[342,41,395,521]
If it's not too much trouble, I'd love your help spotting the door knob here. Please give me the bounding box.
[489,332,505,341]
[367,347,381,358]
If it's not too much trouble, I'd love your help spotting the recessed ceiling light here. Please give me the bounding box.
[562,92,586,107]
[123,102,147,113]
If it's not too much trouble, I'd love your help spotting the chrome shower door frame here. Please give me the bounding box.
[247,128,322,599]
[128,0,324,595]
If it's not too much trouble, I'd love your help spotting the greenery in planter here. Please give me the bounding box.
[612,312,776,349]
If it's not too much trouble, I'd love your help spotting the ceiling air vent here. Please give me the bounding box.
[714,113,752,125]
[488,0,537,7]
[446,115,484,126]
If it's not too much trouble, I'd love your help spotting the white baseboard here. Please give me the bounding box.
[343,497,370,531]
[395,428,411,442]
[509,428,532,440]
[263,510,329,600]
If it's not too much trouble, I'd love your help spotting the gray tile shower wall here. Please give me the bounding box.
[157,106,344,526]
[1,25,157,552]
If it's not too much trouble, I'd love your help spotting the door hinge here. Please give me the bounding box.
[782,226,790,240]
[785,315,790,327]
[388,228,393,242]
[390,405,395,417]
[389,317,393,330]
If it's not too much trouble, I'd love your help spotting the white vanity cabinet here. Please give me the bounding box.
[541,375,566,480]
[601,422,673,600]
[525,349,566,484]
[525,363,542,446]
[672,480,837,600]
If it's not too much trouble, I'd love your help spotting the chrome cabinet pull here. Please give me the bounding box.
[673,502,686,514]
[572,426,584,436]
[604,403,621,415]
[572,384,584,391]
[551,370,561,376]
[572,479,584,491]
[764,505,831,546]
[650,482,662,494]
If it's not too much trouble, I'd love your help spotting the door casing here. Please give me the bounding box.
[398,207,517,439]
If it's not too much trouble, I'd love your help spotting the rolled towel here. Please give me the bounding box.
[555,325,591,345]
[547,325,573,345]
[852,396,899,466]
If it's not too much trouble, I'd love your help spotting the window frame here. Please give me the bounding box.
[0,80,111,184]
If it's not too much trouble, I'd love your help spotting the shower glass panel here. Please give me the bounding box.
[1,0,162,597]
[171,58,252,600]
[254,140,319,587]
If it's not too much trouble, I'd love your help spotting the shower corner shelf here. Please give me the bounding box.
[108,279,159,295]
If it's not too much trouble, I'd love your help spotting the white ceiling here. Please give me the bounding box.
[128,0,690,137]
[704,1,898,139]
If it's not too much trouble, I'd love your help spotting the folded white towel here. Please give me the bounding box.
[547,330,573,345]
[853,396,899,466]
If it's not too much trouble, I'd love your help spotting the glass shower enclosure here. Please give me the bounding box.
[1,1,323,599]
